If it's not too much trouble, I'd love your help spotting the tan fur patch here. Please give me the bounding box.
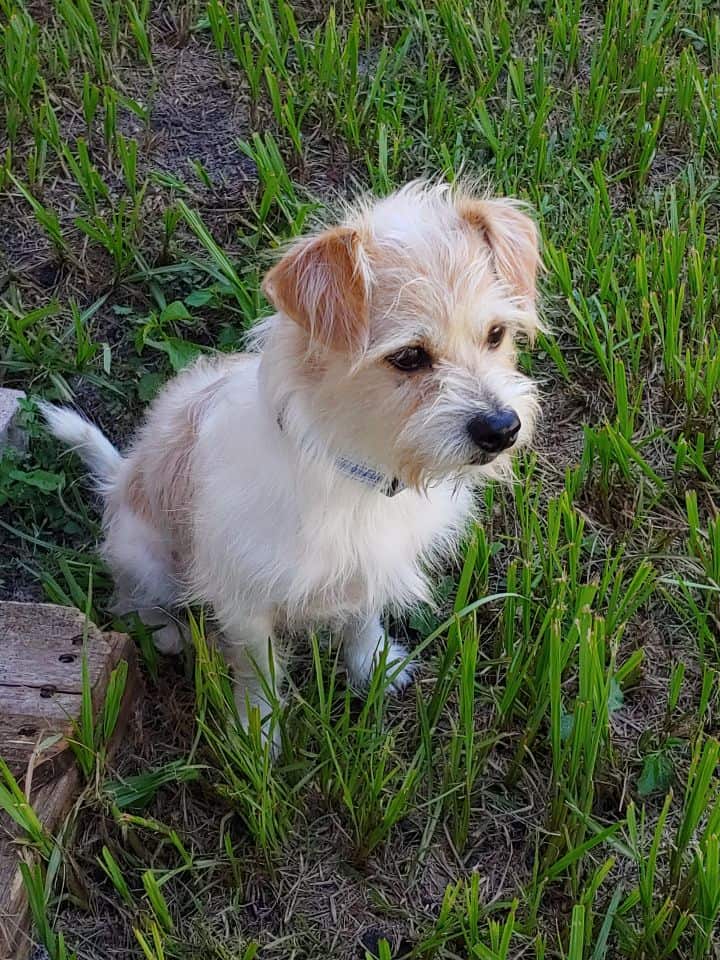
[457,197,540,308]
[125,463,153,523]
[121,372,230,552]
[262,226,369,352]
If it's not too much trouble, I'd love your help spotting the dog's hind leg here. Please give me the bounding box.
[112,572,186,655]
[105,506,186,654]
[136,607,186,654]
[341,614,414,693]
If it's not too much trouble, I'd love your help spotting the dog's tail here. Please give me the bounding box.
[39,402,122,484]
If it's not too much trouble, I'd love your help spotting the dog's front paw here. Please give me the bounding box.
[235,698,282,758]
[347,639,415,695]
[383,641,416,693]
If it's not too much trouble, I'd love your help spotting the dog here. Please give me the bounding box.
[42,180,541,751]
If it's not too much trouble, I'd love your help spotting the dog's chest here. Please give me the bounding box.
[288,483,473,616]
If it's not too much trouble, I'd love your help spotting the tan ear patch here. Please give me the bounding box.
[262,226,369,352]
[457,197,540,308]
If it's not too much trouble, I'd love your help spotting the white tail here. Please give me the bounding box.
[39,402,122,483]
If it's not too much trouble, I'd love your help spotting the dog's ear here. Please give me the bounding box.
[262,226,369,352]
[458,197,540,310]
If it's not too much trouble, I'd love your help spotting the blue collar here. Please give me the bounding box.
[333,456,404,497]
[276,408,404,497]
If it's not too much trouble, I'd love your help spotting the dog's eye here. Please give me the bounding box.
[387,346,433,372]
[487,325,505,349]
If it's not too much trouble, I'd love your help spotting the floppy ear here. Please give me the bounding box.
[262,226,369,352]
[458,197,540,309]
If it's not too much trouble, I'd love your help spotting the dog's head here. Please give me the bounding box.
[262,181,542,488]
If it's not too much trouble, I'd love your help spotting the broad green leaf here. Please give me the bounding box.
[638,752,674,797]
[9,468,65,492]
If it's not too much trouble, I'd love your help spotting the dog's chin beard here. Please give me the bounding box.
[468,451,500,467]
[394,434,521,489]
[402,456,501,491]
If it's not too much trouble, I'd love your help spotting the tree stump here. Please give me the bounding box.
[0,602,141,960]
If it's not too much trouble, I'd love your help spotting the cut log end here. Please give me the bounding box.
[0,602,142,960]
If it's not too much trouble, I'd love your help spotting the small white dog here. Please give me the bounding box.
[42,181,541,747]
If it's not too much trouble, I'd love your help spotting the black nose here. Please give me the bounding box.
[467,409,521,453]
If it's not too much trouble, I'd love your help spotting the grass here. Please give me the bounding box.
[1,0,719,956]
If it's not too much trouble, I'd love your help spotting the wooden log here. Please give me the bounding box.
[0,603,141,960]
[0,389,26,455]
